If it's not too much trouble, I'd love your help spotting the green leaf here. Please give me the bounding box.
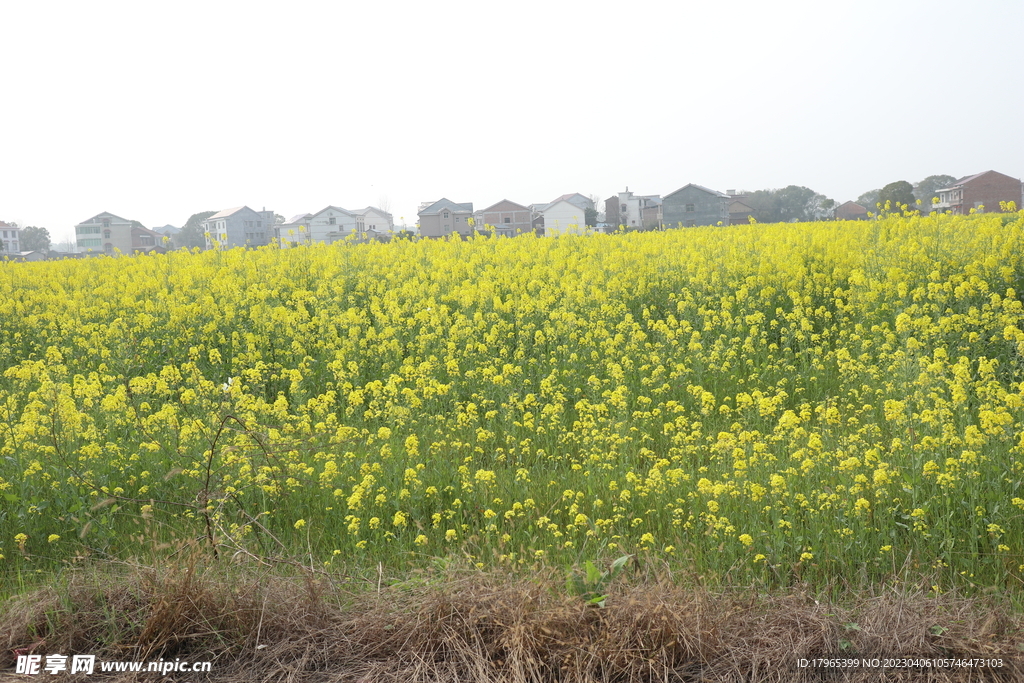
[584,560,602,585]
[609,554,633,576]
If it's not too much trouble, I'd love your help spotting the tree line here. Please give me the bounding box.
[741,174,957,224]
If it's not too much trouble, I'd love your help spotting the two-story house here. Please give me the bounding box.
[480,200,533,236]
[418,199,474,238]
[75,212,164,254]
[605,189,660,229]
[305,206,360,243]
[0,221,20,252]
[202,206,275,249]
[540,199,588,236]
[354,207,395,236]
[934,170,1023,214]
[662,184,730,228]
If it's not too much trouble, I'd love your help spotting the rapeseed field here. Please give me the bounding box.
[2,211,1023,593]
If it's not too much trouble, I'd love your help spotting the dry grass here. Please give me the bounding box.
[2,559,1022,682]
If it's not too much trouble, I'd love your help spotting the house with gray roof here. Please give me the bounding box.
[662,184,730,228]
[202,206,275,249]
[417,198,474,238]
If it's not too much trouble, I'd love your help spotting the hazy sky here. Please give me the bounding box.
[3,0,1022,242]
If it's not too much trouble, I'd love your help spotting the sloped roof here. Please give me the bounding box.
[419,198,473,215]
[132,225,165,237]
[482,199,530,213]
[664,184,730,199]
[540,199,585,214]
[286,213,313,224]
[78,211,132,225]
[208,206,254,220]
[939,170,1022,194]
[309,206,357,219]
[548,192,591,208]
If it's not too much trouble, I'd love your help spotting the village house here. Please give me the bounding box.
[662,184,730,228]
[540,199,590,236]
[276,213,313,243]
[417,199,474,238]
[0,221,21,253]
[354,207,395,236]
[202,206,275,249]
[934,170,1023,214]
[834,201,869,221]
[604,188,660,229]
[74,212,165,254]
[304,206,360,243]
[480,200,533,236]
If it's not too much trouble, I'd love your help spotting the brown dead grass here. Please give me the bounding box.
[2,560,1022,682]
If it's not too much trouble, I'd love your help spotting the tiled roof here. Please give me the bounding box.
[208,206,250,220]
[665,184,730,199]
[419,198,473,215]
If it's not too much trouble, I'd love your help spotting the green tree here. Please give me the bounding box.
[745,186,835,223]
[584,207,598,227]
[857,189,881,211]
[877,181,916,213]
[20,226,51,252]
[913,175,957,207]
[174,211,216,250]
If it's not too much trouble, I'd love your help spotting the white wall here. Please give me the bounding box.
[542,200,587,236]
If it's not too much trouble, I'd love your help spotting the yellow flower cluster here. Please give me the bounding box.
[1,211,1023,590]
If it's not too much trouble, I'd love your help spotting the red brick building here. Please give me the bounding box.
[935,170,1022,214]
[834,201,869,221]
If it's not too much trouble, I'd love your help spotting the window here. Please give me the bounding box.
[504,217,511,224]
[257,221,261,228]
[103,230,111,239]
[443,212,449,219]
[104,243,113,253]
[79,238,102,247]
[102,219,110,228]
[329,217,336,225]
[685,203,695,212]
[621,204,627,213]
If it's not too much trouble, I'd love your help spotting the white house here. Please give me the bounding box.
[541,199,588,236]
[276,213,313,243]
[305,206,360,243]
[0,221,21,253]
[202,206,275,249]
[354,207,395,235]
[613,189,660,229]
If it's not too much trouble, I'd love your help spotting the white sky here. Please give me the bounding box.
[2,0,1022,242]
